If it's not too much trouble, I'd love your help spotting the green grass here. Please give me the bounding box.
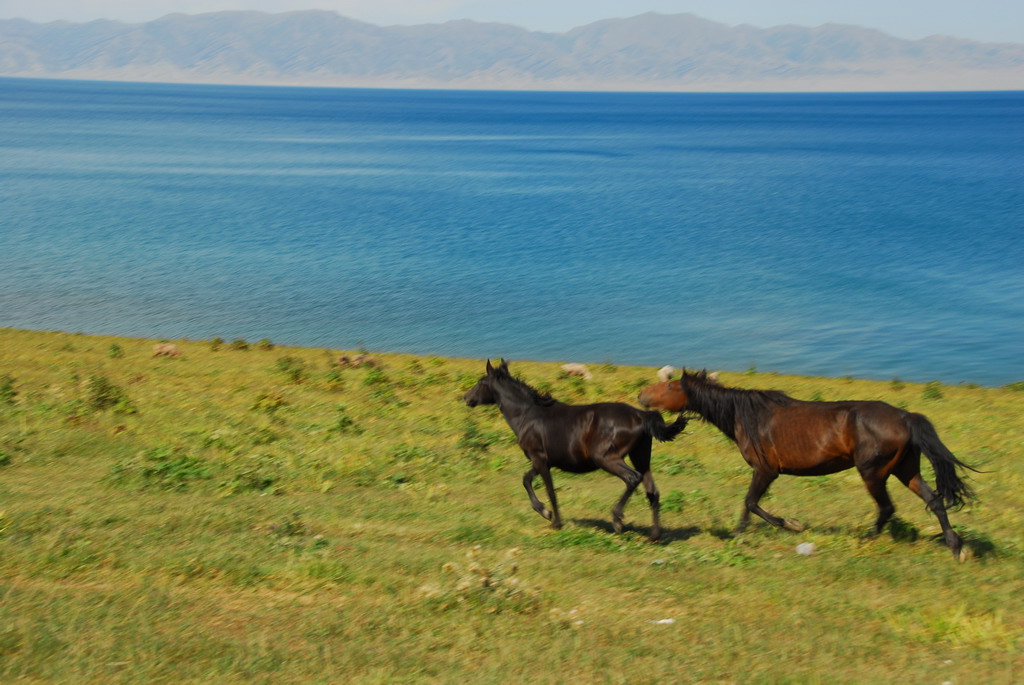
[1,327,1022,682]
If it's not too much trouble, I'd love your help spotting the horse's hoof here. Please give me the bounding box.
[782,519,806,532]
[612,520,624,534]
[541,508,553,521]
[957,548,969,563]
[550,521,563,530]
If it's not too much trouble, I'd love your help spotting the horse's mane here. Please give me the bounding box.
[681,370,794,455]
[493,364,559,407]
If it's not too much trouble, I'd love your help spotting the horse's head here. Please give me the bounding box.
[637,369,716,411]
[463,359,507,407]
[638,378,687,411]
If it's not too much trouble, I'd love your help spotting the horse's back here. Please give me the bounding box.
[759,399,910,472]
[530,402,646,471]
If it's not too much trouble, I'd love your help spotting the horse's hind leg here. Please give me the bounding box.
[628,438,661,541]
[860,473,896,536]
[602,458,642,535]
[641,471,661,542]
[738,468,804,533]
[893,459,964,561]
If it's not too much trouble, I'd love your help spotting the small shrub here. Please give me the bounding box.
[619,378,649,394]
[107,343,125,359]
[562,374,587,398]
[1003,381,1024,392]
[0,375,16,405]
[86,375,135,414]
[447,524,496,544]
[922,381,944,401]
[661,489,708,513]
[681,541,756,568]
[108,446,211,491]
[384,473,412,488]
[537,528,623,551]
[250,427,281,445]
[531,379,554,397]
[194,429,237,452]
[209,337,224,351]
[275,356,307,384]
[362,367,390,387]
[0,451,12,467]
[322,368,345,392]
[659,455,704,475]
[406,359,425,374]
[230,339,249,351]
[413,371,448,388]
[251,392,288,414]
[222,455,281,495]
[302,560,351,583]
[387,443,436,463]
[419,547,541,615]
[369,386,407,407]
[890,378,905,391]
[327,405,362,435]
[458,418,495,454]
[257,338,275,350]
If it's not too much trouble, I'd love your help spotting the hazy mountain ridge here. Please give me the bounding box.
[1,10,1021,91]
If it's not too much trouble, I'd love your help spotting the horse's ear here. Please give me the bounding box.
[485,359,494,374]
[498,358,509,372]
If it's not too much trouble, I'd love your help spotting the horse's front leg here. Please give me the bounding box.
[536,463,562,529]
[738,468,804,533]
[521,466,551,521]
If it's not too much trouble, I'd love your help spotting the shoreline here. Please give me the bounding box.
[3,326,1019,391]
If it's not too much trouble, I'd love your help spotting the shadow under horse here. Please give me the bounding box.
[464,360,688,541]
[639,370,979,560]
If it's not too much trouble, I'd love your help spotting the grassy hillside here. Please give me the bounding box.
[1,328,1021,682]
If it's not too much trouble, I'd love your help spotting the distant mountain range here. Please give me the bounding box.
[1,10,1021,91]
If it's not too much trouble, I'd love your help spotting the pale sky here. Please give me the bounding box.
[1,1,1022,44]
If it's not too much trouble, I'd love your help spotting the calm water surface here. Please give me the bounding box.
[1,78,1022,384]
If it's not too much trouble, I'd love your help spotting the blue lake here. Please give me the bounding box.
[1,77,1022,385]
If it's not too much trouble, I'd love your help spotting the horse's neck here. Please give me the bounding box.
[494,386,544,436]
[688,384,740,441]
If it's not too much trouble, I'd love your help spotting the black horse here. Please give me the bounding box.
[639,370,978,560]
[464,360,687,541]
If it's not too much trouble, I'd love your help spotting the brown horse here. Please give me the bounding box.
[638,370,978,560]
[464,360,688,541]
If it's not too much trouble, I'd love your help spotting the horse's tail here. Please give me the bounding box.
[906,412,978,509]
[643,411,689,442]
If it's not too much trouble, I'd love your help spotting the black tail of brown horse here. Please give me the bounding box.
[907,413,976,509]
[643,411,688,442]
